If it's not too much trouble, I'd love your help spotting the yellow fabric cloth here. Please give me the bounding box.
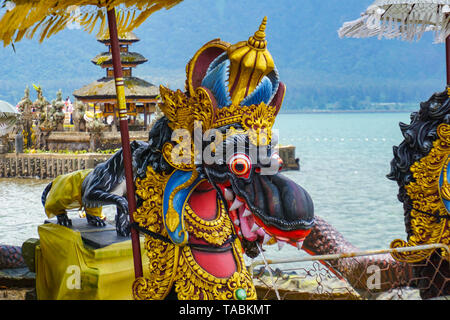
[44,169,103,218]
[35,223,148,300]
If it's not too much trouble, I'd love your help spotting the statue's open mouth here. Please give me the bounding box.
[207,171,314,248]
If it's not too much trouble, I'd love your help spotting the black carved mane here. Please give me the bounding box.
[387,89,450,299]
[387,88,450,238]
[146,116,174,175]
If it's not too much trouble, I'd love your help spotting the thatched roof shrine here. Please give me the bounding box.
[91,51,148,67]
[73,77,158,102]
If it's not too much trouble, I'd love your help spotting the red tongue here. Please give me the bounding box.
[252,215,311,242]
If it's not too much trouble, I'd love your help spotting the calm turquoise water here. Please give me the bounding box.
[0,112,412,260]
[273,113,411,255]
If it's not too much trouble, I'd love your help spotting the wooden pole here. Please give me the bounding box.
[446,35,450,88]
[144,103,148,130]
[107,8,143,279]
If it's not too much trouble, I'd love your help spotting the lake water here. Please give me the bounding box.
[0,112,412,262]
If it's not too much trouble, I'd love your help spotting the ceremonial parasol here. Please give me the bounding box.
[0,0,184,279]
[338,0,450,88]
[0,99,17,114]
[0,99,18,136]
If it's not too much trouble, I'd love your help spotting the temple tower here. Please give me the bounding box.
[73,32,158,130]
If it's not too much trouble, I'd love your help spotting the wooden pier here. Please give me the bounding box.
[278,145,300,171]
[0,145,299,179]
[0,153,110,179]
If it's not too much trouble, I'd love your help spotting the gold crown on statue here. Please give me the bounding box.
[158,17,285,146]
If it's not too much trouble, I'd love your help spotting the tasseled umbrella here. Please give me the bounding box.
[0,100,18,136]
[0,0,185,279]
[338,0,450,88]
[339,1,450,263]
[0,1,183,45]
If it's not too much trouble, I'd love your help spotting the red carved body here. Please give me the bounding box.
[188,181,237,278]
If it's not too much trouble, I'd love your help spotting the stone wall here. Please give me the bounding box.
[45,131,149,151]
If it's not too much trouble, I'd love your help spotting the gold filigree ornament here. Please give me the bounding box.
[184,200,233,246]
[159,84,278,147]
[209,102,277,144]
[174,240,257,300]
[158,85,194,132]
[159,85,215,132]
[159,86,214,170]
[439,142,450,201]
[133,166,179,300]
[133,235,181,300]
[240,102,276,146]
[134,166,170,233]
[162,142,196,171]
[390,123,450,263]
[134,235,257,300]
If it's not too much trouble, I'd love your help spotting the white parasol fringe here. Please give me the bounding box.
[0,115,16,136]
[338,2,450,43]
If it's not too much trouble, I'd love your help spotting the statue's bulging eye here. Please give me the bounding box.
[228,153,251,177]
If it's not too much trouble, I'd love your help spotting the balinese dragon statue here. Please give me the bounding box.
[5,17,449,300]
[388,89,450,299]
[130,17,315,300]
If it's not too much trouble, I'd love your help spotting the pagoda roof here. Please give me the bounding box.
[91,51,148,66]
[97,31,140,44]
[73,77,158,100]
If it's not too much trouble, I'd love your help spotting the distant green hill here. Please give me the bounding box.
[0,0,446,111]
